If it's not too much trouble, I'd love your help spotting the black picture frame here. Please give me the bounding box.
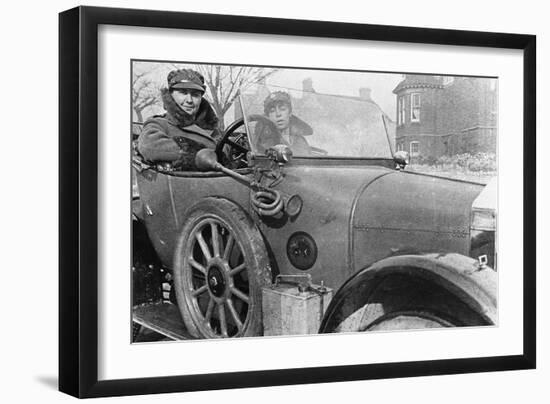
[59,6,536,398]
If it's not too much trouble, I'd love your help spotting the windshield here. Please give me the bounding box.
[239,83,394,159]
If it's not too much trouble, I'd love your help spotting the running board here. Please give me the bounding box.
[133,302,193,340]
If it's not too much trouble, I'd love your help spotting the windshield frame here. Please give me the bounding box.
[238,85,395,160]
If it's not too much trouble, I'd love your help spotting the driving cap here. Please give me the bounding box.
[264,91,292,114]
[167,69,206,92]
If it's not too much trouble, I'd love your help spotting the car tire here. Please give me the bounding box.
[173,198,272,338]
[332,272,494,332]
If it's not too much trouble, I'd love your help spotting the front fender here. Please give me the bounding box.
[319,253,497,332]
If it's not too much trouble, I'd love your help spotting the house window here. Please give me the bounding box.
[397,96,405,125]
[410,93,421,122]
[410,141,419,156]
[397,142,404,152]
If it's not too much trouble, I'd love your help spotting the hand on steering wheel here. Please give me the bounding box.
[215,115,271,168]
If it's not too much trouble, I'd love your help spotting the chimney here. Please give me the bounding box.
[302,78,315,93]
[359,87,372,101]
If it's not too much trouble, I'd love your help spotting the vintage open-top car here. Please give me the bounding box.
[132,84,497,340]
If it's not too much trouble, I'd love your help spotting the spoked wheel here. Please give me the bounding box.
[173,198,272,338]
[184,218,250,337]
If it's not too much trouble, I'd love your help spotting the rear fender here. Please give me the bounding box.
[319,253,497,332]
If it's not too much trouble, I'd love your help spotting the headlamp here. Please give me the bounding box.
[471,208,496,231]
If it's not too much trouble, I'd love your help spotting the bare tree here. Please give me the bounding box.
[171,64,277,130]
[132,69,162,123]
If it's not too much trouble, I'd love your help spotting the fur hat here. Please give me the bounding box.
[264,91,292,115]
[167,69,206,93]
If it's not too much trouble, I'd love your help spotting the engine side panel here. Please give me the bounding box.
[351,171,483,272]
[258,164,392,291]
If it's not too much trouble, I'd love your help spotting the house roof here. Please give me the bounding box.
[241,83,395,123]
[393,75,444,94]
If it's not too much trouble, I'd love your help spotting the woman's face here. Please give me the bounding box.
[171,88,203,117]
[267,102,291,131]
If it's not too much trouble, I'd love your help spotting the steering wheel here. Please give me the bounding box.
[216,114,273,168]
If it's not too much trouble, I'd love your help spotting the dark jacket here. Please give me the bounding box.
[138,88,221,170]
[254,115,313,156]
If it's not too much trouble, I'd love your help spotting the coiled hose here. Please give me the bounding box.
[251,188,283,217]
[191,149,284,217]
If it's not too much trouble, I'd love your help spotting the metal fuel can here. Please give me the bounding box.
[262,275,333,336]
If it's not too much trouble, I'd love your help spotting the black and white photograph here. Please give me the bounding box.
[1,0,547,401]
[52,3,539,400]
[131,60,498,342]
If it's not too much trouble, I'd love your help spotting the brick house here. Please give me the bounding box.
[393,75,497,161]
